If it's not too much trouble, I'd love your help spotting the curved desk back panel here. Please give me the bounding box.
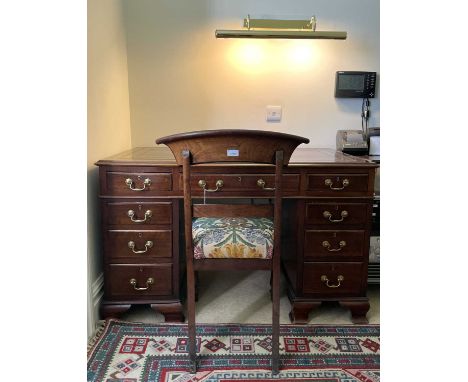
[156,129,309,165]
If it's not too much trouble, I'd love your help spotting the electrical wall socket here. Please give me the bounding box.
[266,105,282,122]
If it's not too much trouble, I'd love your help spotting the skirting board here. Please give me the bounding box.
[92,273,104,306]
[88,273,104,340]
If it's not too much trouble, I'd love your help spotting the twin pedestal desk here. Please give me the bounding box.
[96,147,377,324]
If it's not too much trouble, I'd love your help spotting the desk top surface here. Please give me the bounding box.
[96,147,377,167]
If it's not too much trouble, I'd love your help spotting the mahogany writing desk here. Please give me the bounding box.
[96,147,377,323]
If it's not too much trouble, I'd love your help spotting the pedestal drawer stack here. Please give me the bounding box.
[96,163,184,322]
[285,169,375,324]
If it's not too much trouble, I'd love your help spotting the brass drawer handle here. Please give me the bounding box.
[128,240,153,254]
[323,210,348,222]
[321,275,344,288]
[257,179,276,191]
[198,179,224,192]
[324,178,349,190]
[322,240,346,251]
[130,277,154,291]
[127,209,152,223]
[125,178,151,191]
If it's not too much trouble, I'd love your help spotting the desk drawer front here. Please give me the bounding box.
[303,262,365,296]
[304,230,366,260]
[105,171,172,196]
[183,174,300,194]
[305,202,368,226]
[106,202,172,226]
[307,174,368,194]
[106,230,172,260]
[106,264,172,299]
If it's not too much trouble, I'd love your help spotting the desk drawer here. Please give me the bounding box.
[303,262,365,296]
[105,201,172,226]
[307,174,368,194]
[106,264,173,299]
[304,230,366,260]
[305,202,369,226]
[182,174,300,194]
[105,171,172,196]
[105,230,172,260]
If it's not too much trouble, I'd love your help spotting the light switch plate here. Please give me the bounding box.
[266,105,282,122]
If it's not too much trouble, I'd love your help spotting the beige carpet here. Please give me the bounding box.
[120,270,379,325]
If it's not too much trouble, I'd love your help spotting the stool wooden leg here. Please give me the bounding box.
[271,266,280,374]
[187,267,197,373]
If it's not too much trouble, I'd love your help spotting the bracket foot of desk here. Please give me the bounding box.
[99,301,185,323]
[289,301,322,324]
[339,300,370,324]
[287,289,370,324]
[151,302,185,323]
[100,303,132,319]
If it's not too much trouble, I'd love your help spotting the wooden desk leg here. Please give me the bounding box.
[339,300,370,324]
[151,303,185,323]
[289,301,322,324]
[100,303,131,318]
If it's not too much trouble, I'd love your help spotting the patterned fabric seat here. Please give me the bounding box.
[192,217,274,259]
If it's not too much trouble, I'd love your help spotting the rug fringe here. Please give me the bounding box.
[87,320,107,355]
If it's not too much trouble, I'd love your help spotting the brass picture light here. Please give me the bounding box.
[215,15,347,40]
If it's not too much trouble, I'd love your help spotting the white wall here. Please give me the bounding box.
[123,0,379,147]
[87,0,132,338]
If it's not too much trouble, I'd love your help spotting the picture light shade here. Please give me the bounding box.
[215,16,347,40]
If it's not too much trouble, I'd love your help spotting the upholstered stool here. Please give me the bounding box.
[192,217,274,259]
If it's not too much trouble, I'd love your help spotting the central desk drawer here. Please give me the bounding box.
[304,230,366,260]
[105,201,172,226]
[180,174,300,194]
[106,230,172,260]
[106,264,173,299]
[305,202,369,226]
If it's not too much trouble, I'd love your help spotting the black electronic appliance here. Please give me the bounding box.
[335,71,376,98]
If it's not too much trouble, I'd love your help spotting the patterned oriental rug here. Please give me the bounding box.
[87,320,380,382]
